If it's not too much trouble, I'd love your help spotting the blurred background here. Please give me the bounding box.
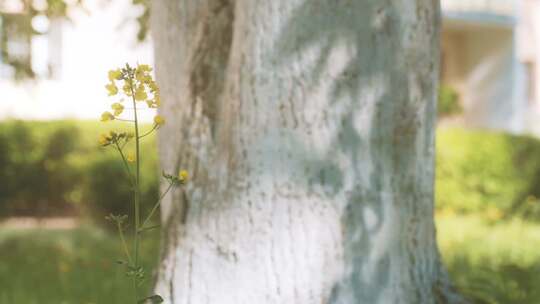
[1,0,540,303]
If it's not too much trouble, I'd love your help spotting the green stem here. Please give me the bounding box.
[132,278,138,303]
[138,124,158,140]
[117,222,132,265]
[140,183,174,230]
[128,71,142,302]
[114,142,135,187]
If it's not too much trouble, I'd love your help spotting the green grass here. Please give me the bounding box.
[1,215,539,304]
[0,226,160,304]
[438,214,540,304]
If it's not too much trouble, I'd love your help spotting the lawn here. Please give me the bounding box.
[1,214,539,304]
[438,214,540,303]
[0,225,160,304]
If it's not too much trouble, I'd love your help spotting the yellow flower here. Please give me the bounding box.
[108,69,122,81]
[145,95,160,108]
[154,115,165,126]
[178,170,188,183]
[136,72,151,83]
[127,153,135,163]
[148,80,159,93]
[105,83,118,96]
[100,111,115,122]
[123,82,133,96]
[135,65,152,83]
[111,102,124,116]
[108,130,117,140]
[137,64,152,73]
[98,133,109,146]
[134,86,147,101]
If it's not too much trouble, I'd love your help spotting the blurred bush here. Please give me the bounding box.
[0,121,80,216]
[5,121,540,223]
[82,146,159,227]
[438,85,462,117]
[0,120,159,223]
[437,127,540,219]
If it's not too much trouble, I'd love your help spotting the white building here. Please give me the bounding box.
[0,0,155,121]
[441,0,540,134]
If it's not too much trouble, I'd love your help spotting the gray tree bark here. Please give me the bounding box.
[151,0,465,303]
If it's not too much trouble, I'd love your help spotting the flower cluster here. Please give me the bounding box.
[98,131,134,147]
[100,63,164,126]
[162,170,189,185]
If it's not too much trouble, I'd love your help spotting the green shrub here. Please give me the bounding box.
[82,155,134,224]
[6,121,540,222]
[0,120,159,223]
[81,148,159,227]
[438,85,462,117]
[0,121,80,216]
[436,127,540,218]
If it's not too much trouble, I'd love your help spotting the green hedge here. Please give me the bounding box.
[3,121,540,222]
[436,127,540,218]
[0,120,159,224]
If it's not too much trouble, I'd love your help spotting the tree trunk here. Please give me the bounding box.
[151,0,465,303]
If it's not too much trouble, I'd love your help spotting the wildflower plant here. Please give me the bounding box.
[99,63,186,304]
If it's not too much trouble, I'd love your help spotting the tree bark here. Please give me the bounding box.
[151,0,465,303]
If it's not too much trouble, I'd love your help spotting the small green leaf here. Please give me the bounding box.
[137,295,164,303]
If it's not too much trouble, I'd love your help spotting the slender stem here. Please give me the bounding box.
[138,224,160,232]
[138,124,158,140]
[115,142,135,187]
[124,70,142,304]
[117,222,132,265]
[115,118,135,122]
[130,78,141,269]
[140,182,174,230]
[132,279,138,303]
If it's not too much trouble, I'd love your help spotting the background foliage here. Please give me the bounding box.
[437,127,540,219]
[438,85,462,117]
[0,120,158,224]
[2,122,540,303]
[4,121,540,222]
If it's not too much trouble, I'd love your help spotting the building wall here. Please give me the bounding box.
[441,22,524,132]
[518,0,540,133]
[442,0,516,17]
